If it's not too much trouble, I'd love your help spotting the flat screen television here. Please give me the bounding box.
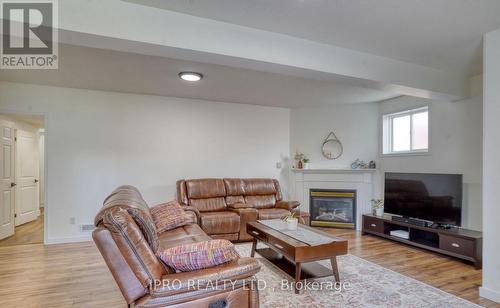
[384,172,462,226]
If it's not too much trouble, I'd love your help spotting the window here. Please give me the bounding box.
[382,106,429,155]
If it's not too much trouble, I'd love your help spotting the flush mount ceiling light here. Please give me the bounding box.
[178,72,203,82]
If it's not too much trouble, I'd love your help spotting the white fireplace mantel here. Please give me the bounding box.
[291,168,376,231]
[291,168,376,174]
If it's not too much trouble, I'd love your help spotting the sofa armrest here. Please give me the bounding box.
[150,257,260,297]
[181,206,200,225]
[227,207,258,241]
[227,203,253,209]
[275,200,300,211]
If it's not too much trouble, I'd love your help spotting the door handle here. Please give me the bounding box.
[10,182,16,187]
[34,179,39,183]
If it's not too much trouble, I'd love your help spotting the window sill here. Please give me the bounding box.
[381,151,431,157]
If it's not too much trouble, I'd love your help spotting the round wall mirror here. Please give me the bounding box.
[322,132,343,160]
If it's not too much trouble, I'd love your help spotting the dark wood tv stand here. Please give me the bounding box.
[362,214,482,269]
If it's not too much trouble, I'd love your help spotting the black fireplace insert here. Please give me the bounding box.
[309,189,356,229]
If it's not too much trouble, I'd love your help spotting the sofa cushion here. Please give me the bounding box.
[257,208,291,220]
[210,233,239,241]
[150,201,190,233]
[157,240,240,272]
[243,179,277,196]
[190,197,227,212]
[224,178,246,195]
[245,195,276,209]
[158,224,209,245]
[186,179,226,199]
[200,211,240,234]
[225,195,245,206]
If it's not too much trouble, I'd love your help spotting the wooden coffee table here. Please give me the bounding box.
[247,220,348,294]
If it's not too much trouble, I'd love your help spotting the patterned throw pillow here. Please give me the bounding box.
[157,239,240,272]
[150,200,189,233]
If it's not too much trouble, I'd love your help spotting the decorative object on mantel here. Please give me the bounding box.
[291,168,376,173]
[369,160,376,169]
[370,199,384,216]
[294,152,310,169]
[294,152,304,169]
[350,158,370,169]
[321,131,343,160]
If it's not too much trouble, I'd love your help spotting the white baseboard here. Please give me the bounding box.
[480,286,500,303]
[45,234,92,245]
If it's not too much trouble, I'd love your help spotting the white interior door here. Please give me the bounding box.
[0,122,15,240]
[15,129,39,226]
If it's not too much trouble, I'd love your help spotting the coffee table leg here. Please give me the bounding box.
[250,239,257,258]
[295,262,301,294]
[330,257,340,283]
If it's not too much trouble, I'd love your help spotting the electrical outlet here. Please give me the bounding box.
[70,217,76,224]
[276,162,282,169]
[80,224,95,232]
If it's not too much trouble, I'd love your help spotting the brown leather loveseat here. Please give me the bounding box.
[177,178,300,241]
[93,185,260,308]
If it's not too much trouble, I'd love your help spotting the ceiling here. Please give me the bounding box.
[0,44,401,108]
[3,115,45,127]
[129,0,500,76]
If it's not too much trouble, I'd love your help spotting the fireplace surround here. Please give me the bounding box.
[291,168,375,231]
[309,189,357,228]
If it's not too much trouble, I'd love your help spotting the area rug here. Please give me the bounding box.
[234,243,481,308]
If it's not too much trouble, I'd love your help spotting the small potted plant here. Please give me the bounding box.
[302,157,310,169]
[371,199,384,216]
[281,212,299,230]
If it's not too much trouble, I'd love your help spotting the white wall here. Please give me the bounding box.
[379,95,483,231]
[0,82,290,243]
[480,28,500,303]
[289,103,380,211]
[290,103,379,169]
[289,92,483,231]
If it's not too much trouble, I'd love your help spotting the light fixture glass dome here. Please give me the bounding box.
[179,72,203,81]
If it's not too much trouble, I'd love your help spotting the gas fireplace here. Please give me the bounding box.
[309,189,356,229]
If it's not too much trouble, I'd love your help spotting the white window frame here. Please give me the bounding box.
[382,106,430,156]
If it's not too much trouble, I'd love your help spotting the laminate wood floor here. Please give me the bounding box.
[0,209,44,247]
[324,228,499,307]
[0,229,497,307]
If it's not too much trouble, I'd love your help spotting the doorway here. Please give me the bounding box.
[0,114,45,246]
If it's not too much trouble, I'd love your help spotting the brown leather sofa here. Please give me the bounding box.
[93,185,260,308]
[177,178,300,241]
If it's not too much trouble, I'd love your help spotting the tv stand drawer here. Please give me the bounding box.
[439,235,474,257]
[363,216,384,233]
[361,214,482,268]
